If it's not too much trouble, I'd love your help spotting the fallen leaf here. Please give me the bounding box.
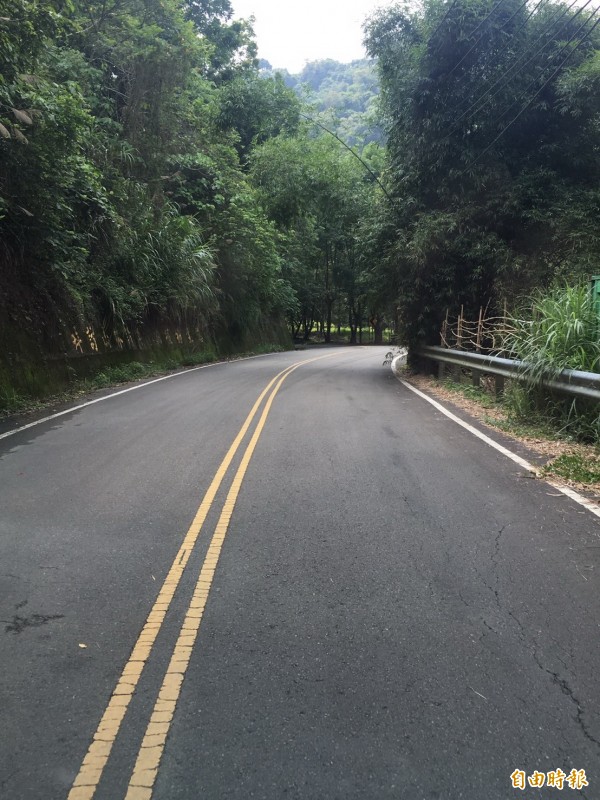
[0,122,10,139]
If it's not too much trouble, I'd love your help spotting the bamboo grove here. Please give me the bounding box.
[365,0,600,348]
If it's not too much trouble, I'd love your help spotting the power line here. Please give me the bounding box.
[430,0,462,52]
[445,0,513,77]
[500,0,535,33]
[522,0,547,25]
[461,0,577,109]
[298,113,395,207]
[444,0,586,137]
[491,4,598,124]
[462,12,600,173]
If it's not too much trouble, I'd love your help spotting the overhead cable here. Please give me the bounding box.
[500,0,536,33]
[462,12,600,172]
[430,0,462,52]
[445,0,513,77]
[298,113,395,206]
[522,0,549,25]
[492,3,598,124]
[445,0,587,135]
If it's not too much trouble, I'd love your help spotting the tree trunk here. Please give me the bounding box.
[349,302,357,344]
[325,297,333,343]
[302,314,314,341]
[356,300,362,344]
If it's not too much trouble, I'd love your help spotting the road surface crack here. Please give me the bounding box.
[4,613,64,634]
[0,768,18,792]
[457,589,470,608]
[506,608,526,642]
[533,651,600,753]
[491,525,505,568]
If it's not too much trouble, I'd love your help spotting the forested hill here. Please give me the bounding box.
[259,58,382,145]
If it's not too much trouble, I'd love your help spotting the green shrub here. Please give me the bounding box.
[502,285,600,442]
[504,284,600,378]
[0,387,28,415]
[252,343,285,354]
[181,351,217,367]
[89,361,150,389]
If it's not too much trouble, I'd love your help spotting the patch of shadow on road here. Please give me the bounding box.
[4,613,64,634]
[382,424,399,440]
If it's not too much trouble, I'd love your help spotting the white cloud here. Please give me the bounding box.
[231,0,389,72]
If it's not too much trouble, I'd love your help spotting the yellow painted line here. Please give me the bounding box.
[68,353,335,800]
[68,361,293,799]
[125,358,326,799]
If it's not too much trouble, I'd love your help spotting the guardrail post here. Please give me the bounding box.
[472,369,481,388]
[438,361,446,380]
[494,375,504,398]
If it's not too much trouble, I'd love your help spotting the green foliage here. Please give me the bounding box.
[442,379,497,408]
[90,361,150,388]
[498,284,600,442]
[181,350,217,366]
[1,0,305,374]
[542,452,600,484]
[504,285,600,377]
[93,194,218,325]
[497,380,599,443]
[1,0,395,398]
[184,0,257,81]
[250,129,386,342]
[0,386,31,415]
[260,58,382,147]
[217,73,300,158]
[250,343,286,354]
[365,0,600,347]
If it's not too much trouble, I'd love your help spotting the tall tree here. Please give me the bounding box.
[184,0,257,81]
[251,131,383,342]
[365,0,600,347]
[0,0,296,366]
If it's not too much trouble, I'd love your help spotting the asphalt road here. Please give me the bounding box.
[1,346,599,800]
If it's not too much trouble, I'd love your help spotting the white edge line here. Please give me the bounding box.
[391,362,600,521]
[0,351,285,443]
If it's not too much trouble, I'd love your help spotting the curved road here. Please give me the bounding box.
[1,347,599,799]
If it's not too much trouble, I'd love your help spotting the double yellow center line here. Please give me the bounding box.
[68,353,336,800]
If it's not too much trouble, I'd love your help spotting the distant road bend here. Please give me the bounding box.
[0,346,598,800]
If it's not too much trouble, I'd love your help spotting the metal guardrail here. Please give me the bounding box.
[418,345,600,403]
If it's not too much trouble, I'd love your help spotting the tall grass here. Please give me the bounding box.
[504,284,600,377]
[502,284,600,442]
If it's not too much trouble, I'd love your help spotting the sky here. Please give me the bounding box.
[231,0,390,73]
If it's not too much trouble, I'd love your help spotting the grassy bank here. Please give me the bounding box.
[0,344,287,418]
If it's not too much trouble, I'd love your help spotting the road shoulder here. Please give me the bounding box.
[394,368,600,509]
